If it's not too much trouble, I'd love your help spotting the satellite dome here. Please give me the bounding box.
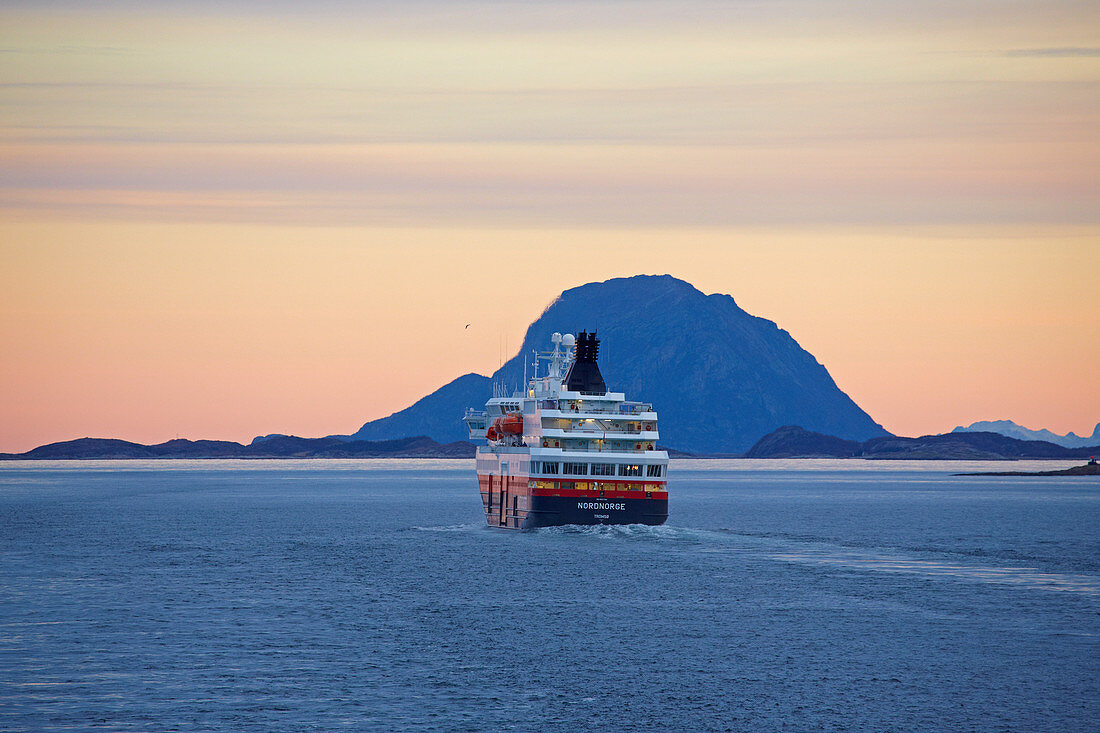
[561,333,576,348]
[551,332,562,344]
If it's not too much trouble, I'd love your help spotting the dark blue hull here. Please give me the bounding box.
[520,495,668,529]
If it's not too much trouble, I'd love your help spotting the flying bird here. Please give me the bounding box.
[465,324,470,329]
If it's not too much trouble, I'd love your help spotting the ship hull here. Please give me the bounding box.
[478,471,668,530]
[522,494,668,529]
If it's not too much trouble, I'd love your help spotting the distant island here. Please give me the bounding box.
[955,460,1100,477]
[951,419,1100,448]
[0,435,477,460]
[744,425,1100,461]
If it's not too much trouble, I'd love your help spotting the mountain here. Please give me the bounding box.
[347,373,490,443]
[346,274,889,453]
[0,436,475,460]
[746,426,1100,460]
[951,420,1100,448]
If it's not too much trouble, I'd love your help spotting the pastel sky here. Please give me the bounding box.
[2,0,1098,452]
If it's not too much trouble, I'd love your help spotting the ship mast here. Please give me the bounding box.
[532,332,576,398]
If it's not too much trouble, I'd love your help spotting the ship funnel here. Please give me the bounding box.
[563,330,607,394]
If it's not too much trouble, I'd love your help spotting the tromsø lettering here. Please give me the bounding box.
[577,502,625,511]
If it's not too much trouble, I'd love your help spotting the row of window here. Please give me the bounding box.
[531,461,663,478]
[530,480,664,493]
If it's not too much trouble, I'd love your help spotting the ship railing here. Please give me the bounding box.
[553,427,649,435]
[558,442,651,449]
[545,406,654,416]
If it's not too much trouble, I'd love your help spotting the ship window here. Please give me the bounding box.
[646,465,663,477]
[562,462,588,476]
[542,462,559,475]
[591,463,615,476]
[618,464,641,477]
[530,461,540,474]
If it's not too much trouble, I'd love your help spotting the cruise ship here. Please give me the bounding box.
[463,331,668,529]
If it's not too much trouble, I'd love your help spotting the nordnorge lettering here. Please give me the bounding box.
[577,502,625,510]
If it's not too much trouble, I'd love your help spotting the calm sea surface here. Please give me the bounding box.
[1,459,1097,732]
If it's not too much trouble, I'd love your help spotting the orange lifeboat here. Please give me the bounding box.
[487,412,523,440]
[500,412,524,435]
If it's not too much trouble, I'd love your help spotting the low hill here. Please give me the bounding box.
[0,435,475,460]
[743,425,862,458]
[746,426,1100,460]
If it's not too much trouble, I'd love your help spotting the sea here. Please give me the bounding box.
[1,459,1097,732]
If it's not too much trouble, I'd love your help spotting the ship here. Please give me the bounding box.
[463,331,668,529]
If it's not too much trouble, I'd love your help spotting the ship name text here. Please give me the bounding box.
[577,502,625,510]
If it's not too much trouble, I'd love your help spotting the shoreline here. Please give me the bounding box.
[955,462,1100,477]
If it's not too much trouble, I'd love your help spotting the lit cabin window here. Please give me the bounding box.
[618,464,641,477]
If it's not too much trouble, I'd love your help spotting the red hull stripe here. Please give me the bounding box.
[530,488,668,499]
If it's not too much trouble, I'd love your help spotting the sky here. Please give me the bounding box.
[1,0,1098,452]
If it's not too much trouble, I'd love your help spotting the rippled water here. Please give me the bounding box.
[1,459,1097,731]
